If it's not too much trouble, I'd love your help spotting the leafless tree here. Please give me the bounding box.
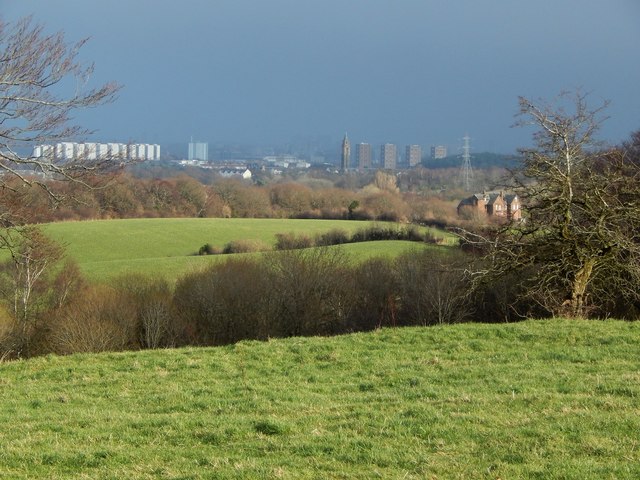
[0,227,63,321]
[139,301,171,349]
[0,16,126,353]
[47,285,137,355]
[350,257,399,329]
[0,226,64,356]
[0,15,122,228]
[114,274,175,349]
[396,250,472,325]
[372,170,400,193]
[467,92,640,318]
[172,258,274,346]
[266,247,354,337]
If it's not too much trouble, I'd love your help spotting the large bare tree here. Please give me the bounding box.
[0,16,125,356]
[469,92,640,318]
[0,15,122,228]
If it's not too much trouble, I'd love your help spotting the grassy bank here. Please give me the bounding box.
[39,218,451,281]
[0,319,638,478]
[71,240,433,282]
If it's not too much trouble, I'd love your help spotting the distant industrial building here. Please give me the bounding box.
[356,143,372,170]
[188,140,208,161]
[263,155,309,169]
[431,145,447,159]
[380,143,397,170]
[340,133,351,171]
[405,144,422,168]
[32,142,160,161]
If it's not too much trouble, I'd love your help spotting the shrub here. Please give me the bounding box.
[395,249,472,326]
[222,239,270,254]
[314,228,350,247]
[47,285,138,355]
[113,274,177,349]
[349,224,432,243]
[349,258,399,330]
[403,225,424,242]
[173,258,272,345]
[471,265,552,323]
[274,232,314,250]
[359,191,409,222]
[0,232,85,358]
[0,310,20,362]
[351,224,423,243]
[265,248,355,337]
[423,230,439,244]
[198,243,220,255]
[269,183,313,215]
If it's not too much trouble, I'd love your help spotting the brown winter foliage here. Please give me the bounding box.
[0,247,481,359]
[6,171,464,227]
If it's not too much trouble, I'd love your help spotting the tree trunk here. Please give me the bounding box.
[570,258,595,317]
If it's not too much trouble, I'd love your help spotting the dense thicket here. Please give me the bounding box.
[0,248,484,359]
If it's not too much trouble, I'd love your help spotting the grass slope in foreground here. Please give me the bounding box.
[1,319,638,479]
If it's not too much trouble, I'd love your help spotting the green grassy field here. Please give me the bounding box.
[70,240,434,282]
[39,218,452,282]
[0,319,637,479]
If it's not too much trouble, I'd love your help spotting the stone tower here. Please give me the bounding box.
[341,133,350,172]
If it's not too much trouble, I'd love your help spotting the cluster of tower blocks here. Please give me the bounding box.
[32,142,160,161]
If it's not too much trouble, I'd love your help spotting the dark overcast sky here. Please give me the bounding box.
[3,0,640,153]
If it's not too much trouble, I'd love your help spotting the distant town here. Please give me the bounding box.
[33,136,452,180]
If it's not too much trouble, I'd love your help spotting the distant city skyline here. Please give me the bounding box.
[3,1,639,153]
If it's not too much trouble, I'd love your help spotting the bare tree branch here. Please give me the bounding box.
[0,15,126,229]
[463,92,640,318]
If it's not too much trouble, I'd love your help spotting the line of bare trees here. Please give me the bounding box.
[0,247,478,359]
[3,172,464,227]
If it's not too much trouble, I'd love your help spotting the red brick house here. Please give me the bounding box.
[457,191,521,220]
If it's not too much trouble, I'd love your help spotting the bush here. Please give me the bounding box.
[423,230,439,244]
[0,310,20,362]
[314,228,350,247]
[274,232,314,250]
[266,248,355,337]
[222,239,270,254]
[198,243,221,255]
[395,249,472,326]
[359,191,409,222]
[113,274,177,349]
[403,225,424,242]
[351,224,425,243]
[47,285,138,355]
[173,258,272,345]
[349,258,399,330]
[471,265,552,323]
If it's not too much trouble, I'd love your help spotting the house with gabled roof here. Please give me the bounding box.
[457,191,521,220]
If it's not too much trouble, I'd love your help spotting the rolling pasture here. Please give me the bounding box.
[0,319,638,478]
[40,218,450,282]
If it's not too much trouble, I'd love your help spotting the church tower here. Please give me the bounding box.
[341,133,351,172]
